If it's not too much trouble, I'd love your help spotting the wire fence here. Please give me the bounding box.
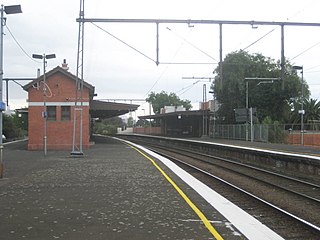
[211,123,320,147]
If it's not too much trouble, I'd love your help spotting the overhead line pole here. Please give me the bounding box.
[71,0,85,156]
[76,18,320,27]
[77,17,320,92]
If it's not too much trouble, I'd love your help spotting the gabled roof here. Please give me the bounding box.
[23,66,95,95]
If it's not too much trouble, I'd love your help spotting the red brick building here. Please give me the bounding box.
[23,66,95,151]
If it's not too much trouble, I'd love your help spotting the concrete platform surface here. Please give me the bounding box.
[0,136,283,240]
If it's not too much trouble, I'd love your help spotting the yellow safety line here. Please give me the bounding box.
[128,144,224,240]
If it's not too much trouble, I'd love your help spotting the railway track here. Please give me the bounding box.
[124,138,320,239]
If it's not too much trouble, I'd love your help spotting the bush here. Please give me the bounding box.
[262,117,287,143]
[93,122,117,135]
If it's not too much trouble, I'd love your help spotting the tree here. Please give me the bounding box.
[93,116,125,135]
[290,98,320,125]
[146,91,192,114]
[212,50,309,124]
[3,111,28,139]
[127,116,134,127]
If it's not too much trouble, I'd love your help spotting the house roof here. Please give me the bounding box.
[22,66,95,96]
[90,100,139,118]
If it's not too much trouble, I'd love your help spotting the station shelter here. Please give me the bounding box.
[138,110,210,137]
[23,63,138,151]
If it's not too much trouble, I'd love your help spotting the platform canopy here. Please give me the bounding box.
[90,100,139,119]
[138,110,206,119]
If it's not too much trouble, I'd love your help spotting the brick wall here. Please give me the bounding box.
[133,127,162,135]
[27,70,91,151]
[287,133,320,147]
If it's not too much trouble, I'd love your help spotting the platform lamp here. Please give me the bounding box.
[32,54,56,156]
[292,65,304,145]
[0,4,22,178]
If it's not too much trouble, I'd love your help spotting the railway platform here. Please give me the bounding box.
[196,136,320,157]
[0,136,284,240]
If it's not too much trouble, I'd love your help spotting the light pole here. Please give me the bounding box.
[0,4,22,178]
[292,65,304,145]
[32,54,56,156]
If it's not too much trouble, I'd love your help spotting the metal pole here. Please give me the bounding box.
[43,55,47,156]
[156,22,159,66]
[0,5,4,177]
[281,24,285,90]
[213,94,216,138]
[246,81,249,141]
[219,24,223,90]
[250,107,253,142]
[5,78,8,106]
[202,84,207,136]
[72,0,85,155]
[301,67,304,145]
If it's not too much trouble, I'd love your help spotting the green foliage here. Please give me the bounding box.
[269,121,287,143]
[290,98,320,124]
[93,122,118,135]
[136,119,150,127]
[127,117,134,127]
[262,116,287,143]
[212,50,310,124]
[146,91,192,114]
[3,112,28,139]
[92,117,124,135]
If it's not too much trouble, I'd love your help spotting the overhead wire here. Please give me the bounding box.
[143,26,192,97]
[91,22,157,64]
[166,27,218,63]
[242,28,276,51]
[143,65,170,98]
[5,24,41,63]
[176,80,200,96]
[241,8,306,51]
[290,41,320,61]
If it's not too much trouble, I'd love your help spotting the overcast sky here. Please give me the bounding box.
[2,0,320,116]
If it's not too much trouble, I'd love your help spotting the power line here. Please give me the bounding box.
[290,41,320,60]
[242,28,276,50]
[143,27,189,97]
[143,65,169,98]
[91,22,156,64]
[241,8,306,51]
[166,27,218,62]
[5,25,40,63]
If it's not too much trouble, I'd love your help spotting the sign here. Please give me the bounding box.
[235,108,258,123]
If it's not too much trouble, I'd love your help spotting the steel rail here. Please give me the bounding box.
[148,146,320,234]
[158,143,320,203]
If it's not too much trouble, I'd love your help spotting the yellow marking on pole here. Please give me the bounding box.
[128,144,224,240]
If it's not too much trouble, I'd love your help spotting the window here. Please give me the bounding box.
[47,106,56,121]
[61,106,71,121]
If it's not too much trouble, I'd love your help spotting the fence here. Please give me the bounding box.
[212,124,269,142]
[212,123,320,147]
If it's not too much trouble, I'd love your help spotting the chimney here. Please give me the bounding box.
[61,59,69,71]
